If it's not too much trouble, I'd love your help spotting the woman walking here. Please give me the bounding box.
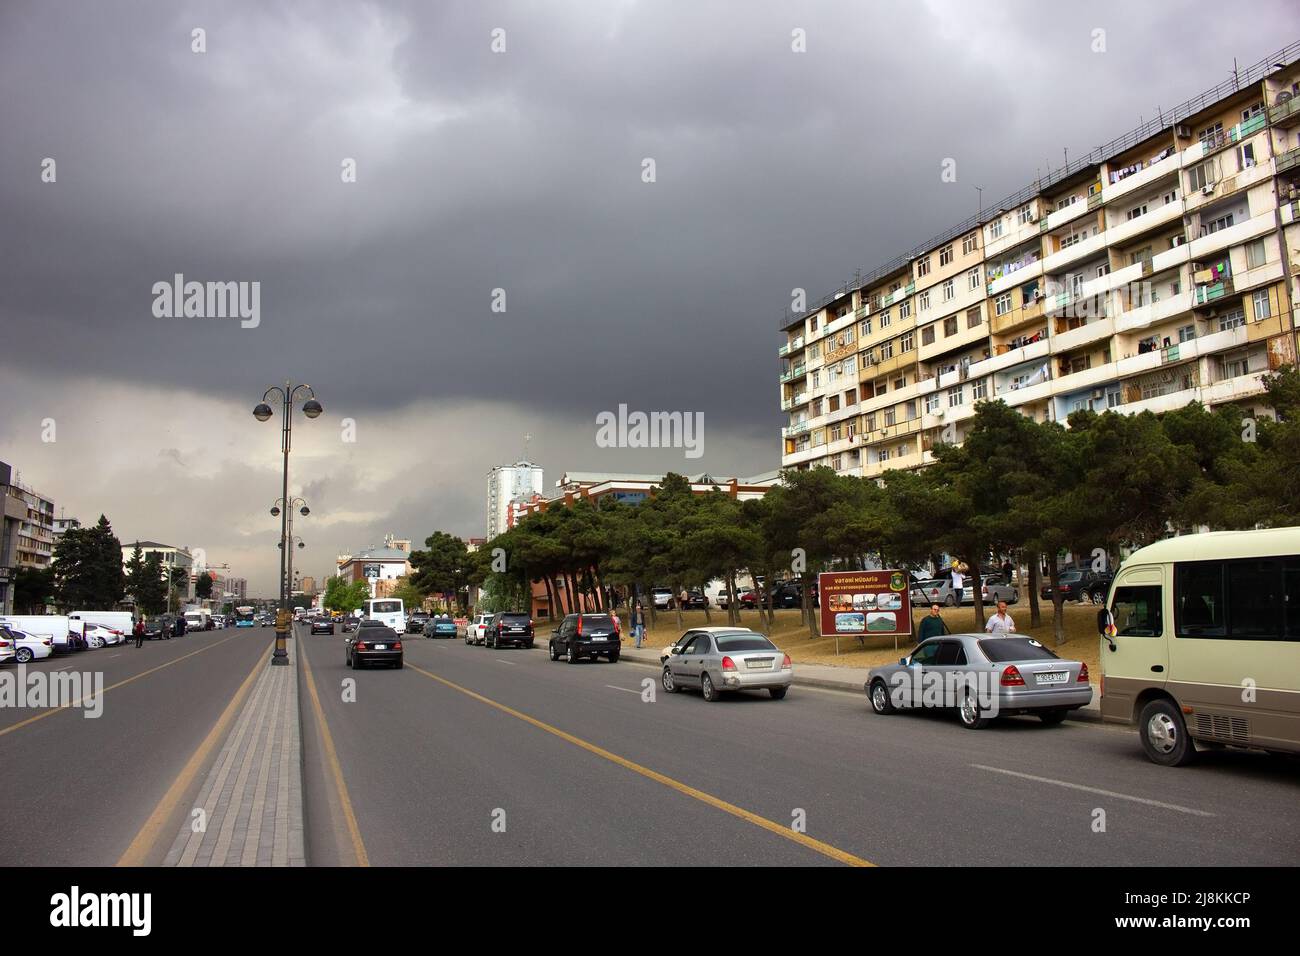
[631,602,646,649]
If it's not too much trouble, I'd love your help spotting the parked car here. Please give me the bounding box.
[423,616,458,639]
[650,588,675,611]
[910,578,953,606]
[679,590,709,610]
[310,617,335,635]
[341,616,359,633]
[978,575,1019,605]
[660,627,792,701]
[486,612,534,649]
[2,625,54,663]
[0,628,15,665]
[344,620,403,669]
[548,613,620,663]
[82,622,126,648]
[143,619,169,640]
[466,613,493,646]
[769,581,818,609]
[865,634,1092,728]
[407,611,431,633]
[1040,569,1113,604]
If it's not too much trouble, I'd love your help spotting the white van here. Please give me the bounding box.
[184,608,212,631]
[0,615,74,652]
[68,611,134,638]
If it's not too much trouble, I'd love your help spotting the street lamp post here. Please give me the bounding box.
[272,497,310,610]
[254,383,322,666]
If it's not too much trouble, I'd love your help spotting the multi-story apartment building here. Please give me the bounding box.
[781,43,1300,478]
[486,460,544,538]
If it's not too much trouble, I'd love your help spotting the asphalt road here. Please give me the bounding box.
[0,628,275,866]
[299,627,1300,867]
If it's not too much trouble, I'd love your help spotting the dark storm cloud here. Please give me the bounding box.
[1,0,1296,590]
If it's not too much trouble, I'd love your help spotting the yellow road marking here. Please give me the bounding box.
[0,632,246,740]
[407,663,873,867]
[117,641,272,866]
[299,638,369,866]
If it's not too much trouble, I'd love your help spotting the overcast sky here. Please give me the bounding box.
[1,1,1295,594]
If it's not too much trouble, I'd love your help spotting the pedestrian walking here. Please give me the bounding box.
[631,602,646,649]
[1001,558,1014,584]
[985,601,1016,635]
[917,604,948,641]
[133,617,145,648]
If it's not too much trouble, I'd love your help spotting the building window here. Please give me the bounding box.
[900,330,914,352]
[943,315,958,337]
[1237,143,1256,169]
[1198,122,1223,143]
[1201,214,1234,235]
[966,306,982,329]
[807,341,820,359]
[1129,246,1152,266]
[942,278,955,301]
[1061,231,1084,249]
[865,412,876,431]
[1163,190,1178,205]
[1187,160,1215,193]
[899,300,911,319]
[1246,239,1267,270]
[916,256,931,278]
[845,388,857,405]
[880,340,894,360]
[1218,307,1245,332]
[919,290,931,311]
[811,370,820,388]
[830,423,842,442]
[1055,195,1078,211]
[1221,352,1251,379]
[939,244,954,267]
[1252,289,1272,320]
[844,354,857,374]
[1178,324,1196,343]
[1242,103,1263,121]
[962,233,978,255]
[880,308,891,328]
[921,325,936,345]
[972,378,987,400]
[1106,388,1122,408]
[859,318,872,338]
[1127,203,1148,220]
[967,267,980,290]
[884,407,896,427]
[988,219,1004,240]
[1017,206,1034,225]
[947,386,964,407]
[995,292,1013,316]
[925,392,940,413]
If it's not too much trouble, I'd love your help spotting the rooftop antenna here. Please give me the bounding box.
[521,433,532,463]
[1232,58,1240,90]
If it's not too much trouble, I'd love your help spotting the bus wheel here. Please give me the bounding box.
[1139,699,1195,767]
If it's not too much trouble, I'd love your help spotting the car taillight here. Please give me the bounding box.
[43,640,52,646]
[498,622,504,632]
[1078,662,1089,682]
[782,653,792,669]
[355,641,366,651]
[1000,665,1025,686]
[394,641,402,651]
[576,616,583,636]
[612,615,620,633]
[528,619,534,627]
[721,656,737,671]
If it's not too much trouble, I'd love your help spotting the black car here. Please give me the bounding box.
[143,619,169,640]
[310,617,335,635]
[549,613,620,663]
[1041,568,1113,604]
[769,582,819,609]
[408,611,431,633]
[341,616,359,633]
[486,612,533,649]
[680,591,709,610]
[345,620,403,669]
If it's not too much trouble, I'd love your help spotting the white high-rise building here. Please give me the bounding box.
[486,460,544,538]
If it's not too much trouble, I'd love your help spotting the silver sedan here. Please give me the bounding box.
[865,633,1091,728]
[661,628,792,701]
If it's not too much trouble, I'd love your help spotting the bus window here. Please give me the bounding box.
[1174,562,1226,638]
[1228,559,1283,640]
[1286,559,1300,640]
[1111,585,1162,636]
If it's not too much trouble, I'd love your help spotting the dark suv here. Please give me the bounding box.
[769,581,819,609]
[487,612,534,649]
[549,613,620,663]
[1041,568,1113,604]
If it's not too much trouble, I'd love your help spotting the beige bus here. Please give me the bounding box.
[1099,527,1300,766]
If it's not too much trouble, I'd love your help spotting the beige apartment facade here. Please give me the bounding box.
[780,42,1300,479]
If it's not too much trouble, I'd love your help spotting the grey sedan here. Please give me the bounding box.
[661,628,792,701]
[865,634,1091,728]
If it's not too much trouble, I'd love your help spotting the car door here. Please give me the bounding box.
[930,639,968,707]
[683,633,713,683]
[672,633,703,682]
[905,639,943,707]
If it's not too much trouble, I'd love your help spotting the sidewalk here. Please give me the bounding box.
[163,638,305,866]
[615,640,1103,722]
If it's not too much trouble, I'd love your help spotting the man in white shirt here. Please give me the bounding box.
[950,566,965,606]
[985,600,1015,635]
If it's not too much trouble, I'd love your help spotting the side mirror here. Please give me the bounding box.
[670,646,682,656]
[899,657,908,666]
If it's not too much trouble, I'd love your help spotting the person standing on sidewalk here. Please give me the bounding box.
[950,564,965,606]
[133,617,145,648]
[631,602,646,649]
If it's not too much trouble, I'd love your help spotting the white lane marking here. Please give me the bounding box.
[971,764,1214,817]
[605,685,640,694]
[108,654,122,659]
[495,659,516,666]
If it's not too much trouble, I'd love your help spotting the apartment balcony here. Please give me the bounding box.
[781,392,810,411]
[779,363,807,383]
[984,218,1042,259]
[866,416,924,444]
[782,443,823,466]
[999,377,1054,408]
[990,298,1046,336]
[969,337,1050,378]
[1150,239,1192,274]
[1201,370,1268,404]
[1053,316,1116,353]
[1187,211,1275,261]
[1281,199,1300,225]
[777,335,805,358]
[782,421,811,438]
[1082,260,1142,301]
[1101,150,1180,205]
[1185,160,1276,213]
[987,258,1043,297]
[1041,229,1107,275]
[1041,197,1092,233]
[864,350,917,381]
[1277,146,1300,176]
[1115,291,1194,334]
[1049,360,1117,397]
[1105,201,1184,248]
[1193,277,1234,306]
[1270,96,1300,127]
[1233,258,1285,294]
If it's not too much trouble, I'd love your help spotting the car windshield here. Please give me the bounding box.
[715,633,777,652]
[978,638,1061,662]
[499,614,530,623]
[580,615,613,628]
[1059,571,1083,582]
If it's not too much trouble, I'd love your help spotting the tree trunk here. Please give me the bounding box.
[701,584,712,624]
[542,576,556,619]
[969,548,986,630]
[803,571,817,639]
[1049,561,1066,645]
[725,570,739,627]
[1028,557,1042,628]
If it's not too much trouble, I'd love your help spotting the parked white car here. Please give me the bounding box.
[83,622,126,648]
[3,627,54,663]
[0,627,17,665]
[466,613,494,646]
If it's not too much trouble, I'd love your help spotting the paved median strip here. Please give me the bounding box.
[407,662,873,867]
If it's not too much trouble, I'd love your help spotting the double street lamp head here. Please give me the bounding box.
[270,506,281,517]
[302,398,323,419]
[253,402,273,422]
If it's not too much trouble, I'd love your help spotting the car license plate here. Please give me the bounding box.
[374,644,386,650]
[1037,671,1068,684]
[746,659,772,669]
[592,635,607,641]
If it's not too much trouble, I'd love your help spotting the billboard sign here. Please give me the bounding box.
[818,570,912,639]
